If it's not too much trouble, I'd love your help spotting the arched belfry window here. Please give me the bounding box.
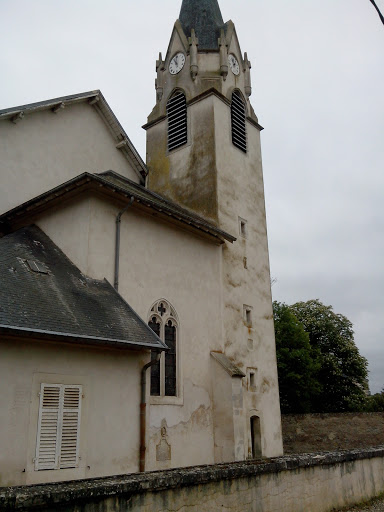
[167,91,187,152]
[231,91,247,153]
[148,300,178,397]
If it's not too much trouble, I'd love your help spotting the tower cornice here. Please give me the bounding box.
[143,88,262,131]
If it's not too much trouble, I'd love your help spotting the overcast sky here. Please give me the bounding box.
[1,0,383,393]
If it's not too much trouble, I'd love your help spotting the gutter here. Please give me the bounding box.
[114,197,134,291]
[0,324,165,352]
[140,353,161,472]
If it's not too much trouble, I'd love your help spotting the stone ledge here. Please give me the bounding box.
[1,446,384,510]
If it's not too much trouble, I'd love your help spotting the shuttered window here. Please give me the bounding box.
[231,91,247,153]
[35,384,82,471]
[167,92,187,152]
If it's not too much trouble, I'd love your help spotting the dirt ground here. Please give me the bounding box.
[339,496,384,511]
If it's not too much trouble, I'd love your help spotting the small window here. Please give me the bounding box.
[35,383,82,471]
[244,305,252,326]
[148,300,179,397]
[239,217,247,238]
[231,91,247,153]
[248,368,257,391]
[26,260,49,274]
[167,92,187,152]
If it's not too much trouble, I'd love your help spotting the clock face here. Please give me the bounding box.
[228,54,240,75]
[169,53,186,75]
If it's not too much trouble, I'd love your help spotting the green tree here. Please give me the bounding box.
[290,300,368,412]
[273,301,320,413]
[365,389,384,412]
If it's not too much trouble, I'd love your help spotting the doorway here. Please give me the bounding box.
[250,416,262,458]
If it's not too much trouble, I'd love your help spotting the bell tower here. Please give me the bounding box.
[144,0,258,225]
[144,0,283,461]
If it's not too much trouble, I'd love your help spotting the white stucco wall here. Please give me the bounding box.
[146,90,283,461]
[0,338,146,487]
[0,102,139,214]
[35,192,224,472]
[213,94,283,458]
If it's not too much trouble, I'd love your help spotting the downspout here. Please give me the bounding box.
[114,197,134,291]
[140,352,161,472]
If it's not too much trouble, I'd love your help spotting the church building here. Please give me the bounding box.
[0,0,283,487]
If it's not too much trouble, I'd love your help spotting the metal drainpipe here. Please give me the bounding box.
[114,197,134,291]
[140,353,161,472]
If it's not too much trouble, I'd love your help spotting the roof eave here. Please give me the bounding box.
[0,90,148,183]
[0,325,168,352]
[0,172,236,245]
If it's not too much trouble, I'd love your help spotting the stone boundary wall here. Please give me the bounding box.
[1,447,384,512]
[282,412,384,454]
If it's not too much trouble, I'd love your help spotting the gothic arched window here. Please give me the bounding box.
[148,300,178,397]
[231,91,247,153]
[167,91,187,152]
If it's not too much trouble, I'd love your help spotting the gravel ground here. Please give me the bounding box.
[339,496,384,511]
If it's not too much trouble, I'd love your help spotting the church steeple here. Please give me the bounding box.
[144,0,260,223]
[179,0,225,50]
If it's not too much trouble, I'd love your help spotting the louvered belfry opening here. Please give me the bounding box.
[231,90,247,153]
[167,92,187,152]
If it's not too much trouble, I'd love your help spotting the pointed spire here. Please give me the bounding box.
[179,0,225,50]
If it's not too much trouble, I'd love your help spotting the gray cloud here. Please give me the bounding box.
[1,0,383,392]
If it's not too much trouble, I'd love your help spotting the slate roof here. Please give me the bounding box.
[0,226,167,351]
[179,0,226,50]
[0,171,236,244]
[0,90,147,183]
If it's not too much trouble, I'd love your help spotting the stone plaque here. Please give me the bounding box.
[156,424,171,462]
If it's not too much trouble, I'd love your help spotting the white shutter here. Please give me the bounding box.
[59,385,82,469]
[35,384,82,471]
[35,384,60,470]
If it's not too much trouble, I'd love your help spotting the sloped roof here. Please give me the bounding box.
[179,0,226,50]
[211,351,245,377]
[0,171,236,244]
[0,226,167,352]
[0,90,148,183]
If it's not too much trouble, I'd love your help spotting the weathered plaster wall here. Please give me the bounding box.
[282,413,384,454]
[213,95,283,459]
[0,338,146,487]
[35,193,224,472]
[146,96,219,224]
[0,102,139,214]
[2,449,384,512]
[146,91,283,461]
[210,358,243,463]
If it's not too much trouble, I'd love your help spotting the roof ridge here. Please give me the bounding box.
[0,91,147,182]
[0,90,100,116]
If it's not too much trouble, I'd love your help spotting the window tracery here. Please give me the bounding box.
[148,300,178,397]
